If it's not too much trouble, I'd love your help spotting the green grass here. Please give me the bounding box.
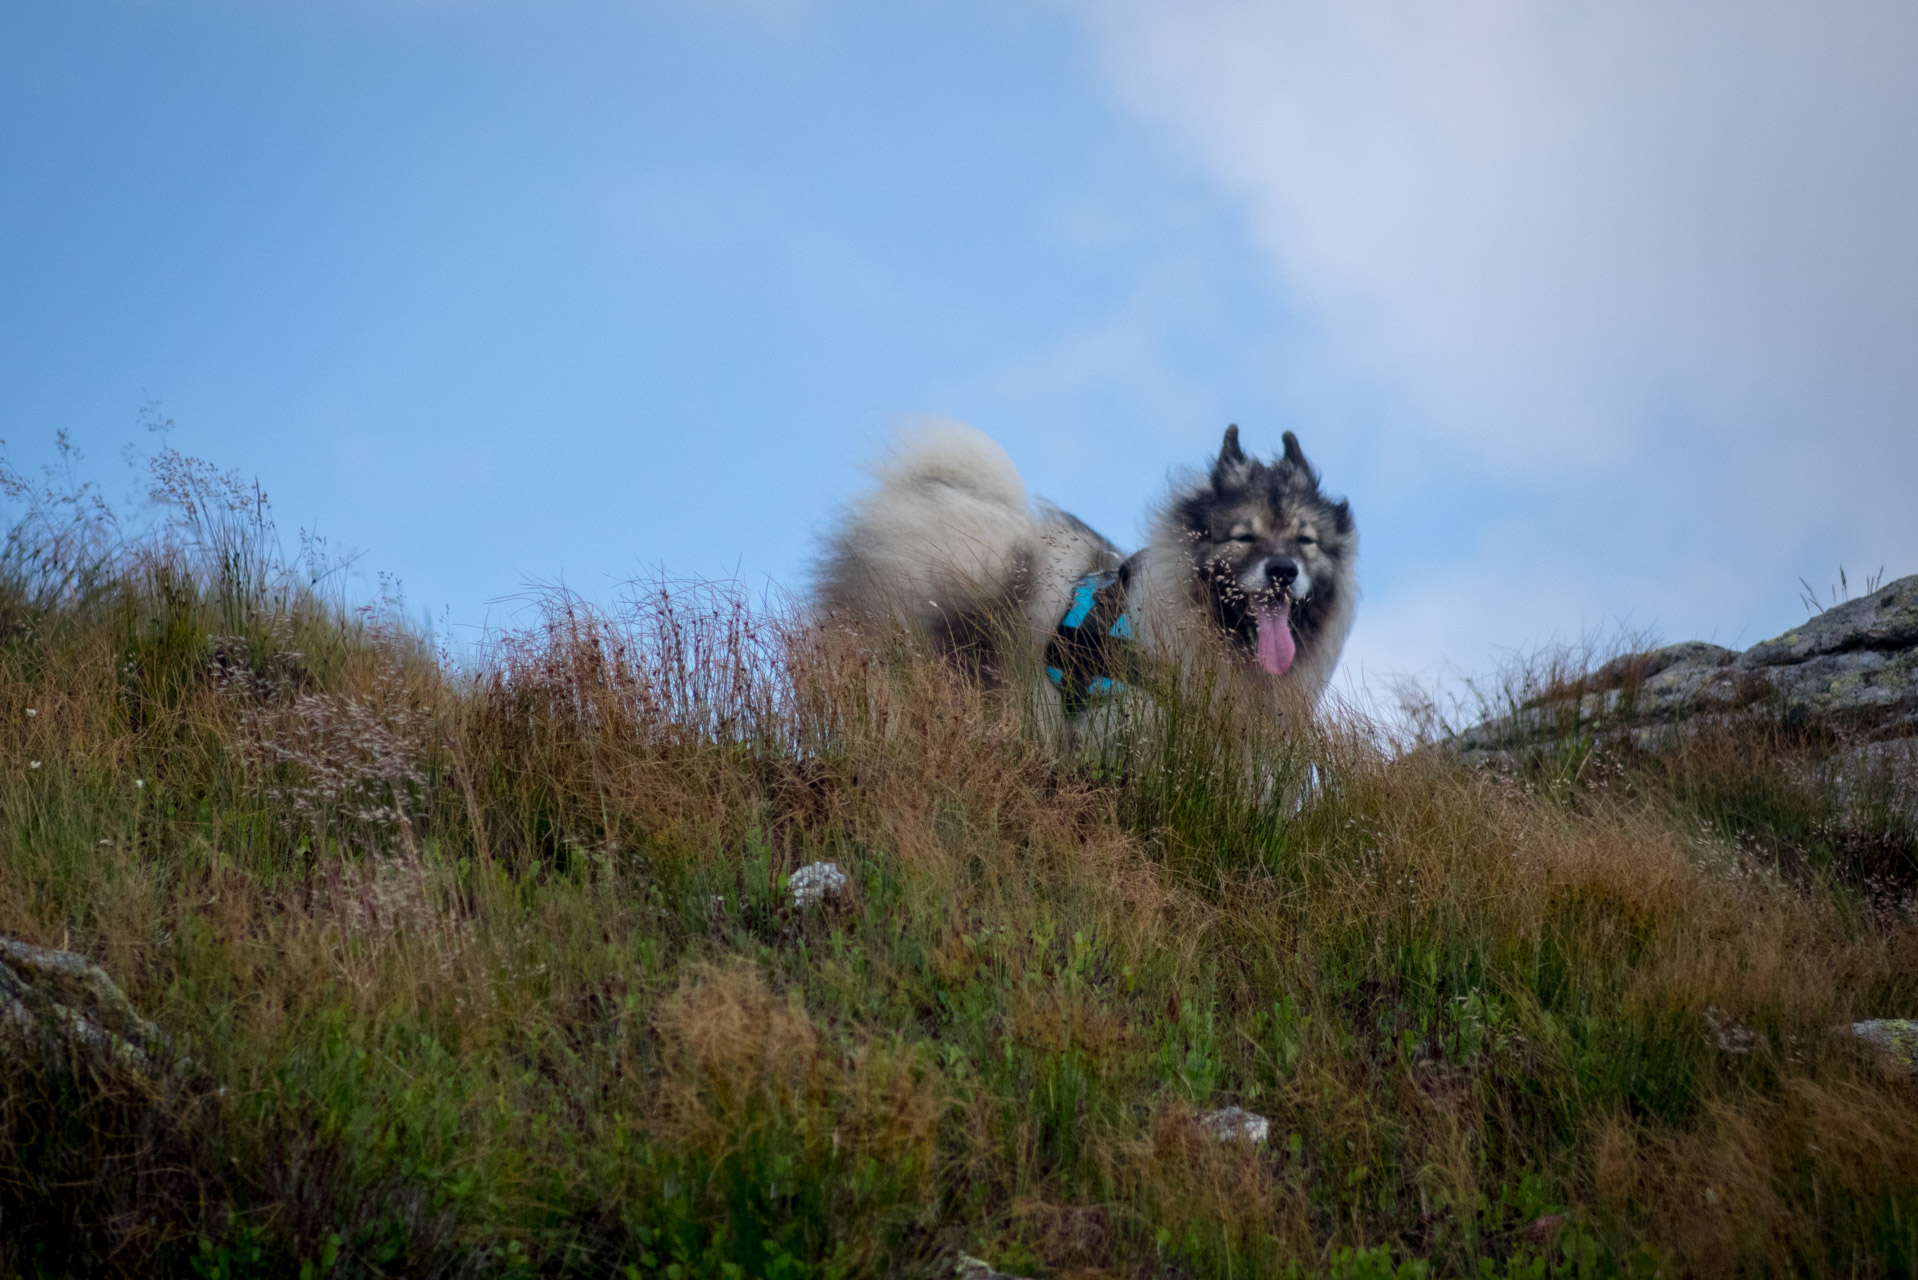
[1,451,1915,1278]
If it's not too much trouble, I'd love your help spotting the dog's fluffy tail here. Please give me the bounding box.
[816,420,1037,632]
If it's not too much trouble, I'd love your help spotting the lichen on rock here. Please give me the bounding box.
[1846,1019,1918,1079]
[0,936,190,1078]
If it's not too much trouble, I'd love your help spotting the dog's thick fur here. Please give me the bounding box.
[816,421,1357,740]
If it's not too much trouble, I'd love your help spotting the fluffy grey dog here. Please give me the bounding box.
[816,421,1357,741]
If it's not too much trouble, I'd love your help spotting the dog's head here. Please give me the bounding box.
[1169,425,1356,676]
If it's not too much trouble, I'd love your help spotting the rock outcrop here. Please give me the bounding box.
[0,936,190,1079]
[1452,574,1918,759]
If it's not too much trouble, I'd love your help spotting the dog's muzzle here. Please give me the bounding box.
[1242,557,1312,604]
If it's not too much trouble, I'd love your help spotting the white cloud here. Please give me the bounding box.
[1065,0,1918,687]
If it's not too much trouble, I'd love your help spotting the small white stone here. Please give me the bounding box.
[29,761,40,770]
[1196,1105,1271,1144]
[25,708,36,717]
[788,861,848,910]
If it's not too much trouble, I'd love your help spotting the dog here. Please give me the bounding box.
[816,421,1357,744]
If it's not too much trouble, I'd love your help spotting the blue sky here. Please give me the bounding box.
[5,1,1914,704]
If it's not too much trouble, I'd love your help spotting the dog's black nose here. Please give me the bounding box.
[1264,558,1300,588]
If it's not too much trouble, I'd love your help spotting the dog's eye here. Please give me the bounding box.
[1297,535,1317,547]
[1228,531,1256,544]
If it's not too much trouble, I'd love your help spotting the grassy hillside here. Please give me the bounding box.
[2,449,1915,1278]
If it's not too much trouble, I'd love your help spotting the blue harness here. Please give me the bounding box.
[1045,569,1138,712]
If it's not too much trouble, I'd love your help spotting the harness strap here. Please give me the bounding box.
[1045,559,1139,713]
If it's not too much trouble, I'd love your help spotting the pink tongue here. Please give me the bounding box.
[1255,605,1296,676]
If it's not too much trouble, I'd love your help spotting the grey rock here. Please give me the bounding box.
[0,935,188,1077]
[1195,1104,1271,1144]
[1785,737,1918,828]
[1742,577,1918,666]
[1844,1019,1918,1079]
[1595,641,1738,685]
[1761,647,1918,728]
[1704,1006,1757,1054]
[788,861,848,910]
[955,1254,1028,1280]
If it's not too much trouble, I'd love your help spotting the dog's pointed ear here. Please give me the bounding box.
[1212,424,1250,489]
[1281,431,1319,486]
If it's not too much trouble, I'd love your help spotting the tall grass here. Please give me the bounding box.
[1,449,1914,1278]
